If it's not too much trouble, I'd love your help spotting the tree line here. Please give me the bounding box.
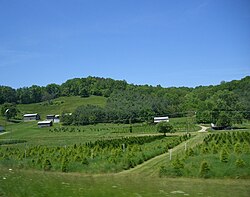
[1,76,250,126]
[0,76,127,104]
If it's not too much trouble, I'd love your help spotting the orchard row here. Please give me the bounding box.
[0,134,191,173]
[160,131,250,178]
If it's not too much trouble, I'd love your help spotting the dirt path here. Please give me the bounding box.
[118,128,208,176]
[0,132,9,136]
[198,125,209,132]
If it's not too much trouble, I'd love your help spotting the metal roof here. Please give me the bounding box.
[38,120,52,124]
[24,113,38,117]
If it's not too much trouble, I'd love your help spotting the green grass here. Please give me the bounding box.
[1,107,250,196]
[0,121,160,146]
[17,95,107,119]
[0,116,200,146]
[170,116,200,132]
[159,130,250,179]
[0,166,250,197]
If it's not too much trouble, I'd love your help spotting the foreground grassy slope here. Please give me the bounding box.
[0,167,250,197]
[17,96,107,119]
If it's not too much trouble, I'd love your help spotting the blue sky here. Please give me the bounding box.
[0,0,249,88]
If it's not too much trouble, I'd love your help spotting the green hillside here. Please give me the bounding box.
[16,95,106,119]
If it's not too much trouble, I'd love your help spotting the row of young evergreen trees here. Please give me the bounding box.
[160,131,250,178]
[0,134,190,173]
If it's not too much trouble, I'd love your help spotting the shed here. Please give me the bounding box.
[24,113,40,121]
[154,116,169,123]
[46,115,55,121]
[38,120,53,128]
[54,115,60,123]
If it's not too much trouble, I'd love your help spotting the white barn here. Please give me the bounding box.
[23,113,40,121]
[154,116,169,123]
[38,120,53,128]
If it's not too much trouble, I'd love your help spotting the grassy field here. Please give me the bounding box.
[0,166,250,197]
[16,96,107,119]
[0,116,200,146]
[1,95,250,197]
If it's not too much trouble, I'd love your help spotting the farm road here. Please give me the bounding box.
[118,130,208,177]
[0,132,9,136]
[198,125,209,132]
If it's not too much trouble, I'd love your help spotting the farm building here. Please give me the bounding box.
[46,115,55,121]
[46,114,60,123]
[210,123,229,130]
[154,116,169,123]
[38,120,53,128]
[23,113,40,121]
[54,115,60,123]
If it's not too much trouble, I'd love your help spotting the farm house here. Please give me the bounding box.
[154,116,169,123]
[38,120,53,128]
[23,113,40,121]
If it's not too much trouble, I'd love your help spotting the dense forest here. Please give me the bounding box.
[1,76,250,126]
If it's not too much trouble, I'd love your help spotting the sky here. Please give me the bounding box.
[0,0,249,88]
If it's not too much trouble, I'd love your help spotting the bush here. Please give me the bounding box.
[157,121,175,134]
[171,157,184,176]
[199,160,210,178]
[82,157,89,165]
[234,143,242,154]
[43,159,52,171]
[61,159,68,172]
[235,158,246,168]
[220,149,229,163]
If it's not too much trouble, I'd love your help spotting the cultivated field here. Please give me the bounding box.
[0,101,250,196]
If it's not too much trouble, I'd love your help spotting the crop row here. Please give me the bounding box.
[0,134,191,173]
[160,131,250,178]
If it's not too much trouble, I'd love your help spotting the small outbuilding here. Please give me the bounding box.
[46,114,55,121]
[38,120,53,128]
[154,116,169,123]
[54,115,60,123]
[24,113,40,121]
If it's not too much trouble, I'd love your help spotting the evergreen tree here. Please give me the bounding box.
[199,160,210,178]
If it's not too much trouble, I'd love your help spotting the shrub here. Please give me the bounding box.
[234,143,242,154]
[172,157,184,176]
[202,146,210,154]
[186,148,194,156]
[81,157,89,165]
[43,159,52,171]
[199,160,210,178]
[235,158,246,168]
[61,158,69,172]
[157,122,175,134]
[74,155,82,162]
[220,149,229,163]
